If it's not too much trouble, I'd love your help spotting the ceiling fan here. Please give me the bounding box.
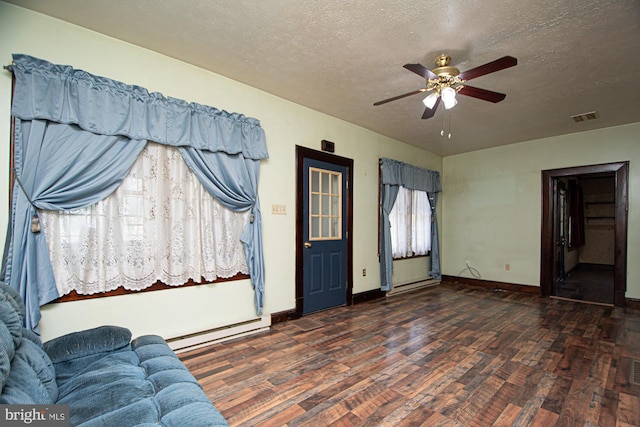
[374,54,517,119]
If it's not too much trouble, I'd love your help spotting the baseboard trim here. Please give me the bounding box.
[626,298,640,309]
[441,275,540,294]
[353,288,386,304]
[443,275,640,308]
[271,309,300,325]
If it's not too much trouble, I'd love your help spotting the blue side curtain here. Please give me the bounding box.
[179,148,265,315]
[427,192,441,279]
[379,158,442,291]
[379,185,400,292]
[5,120,146,329]
[3,54,269,329]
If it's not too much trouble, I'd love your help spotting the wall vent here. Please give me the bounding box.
[631,359,640,386]
[570,111,599,123]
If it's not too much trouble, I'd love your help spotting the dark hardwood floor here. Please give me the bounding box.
[180,284,640,426]
[553,263,615,305]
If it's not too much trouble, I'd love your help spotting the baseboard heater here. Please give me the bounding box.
[167,315,271,354]
[387,278,440,296]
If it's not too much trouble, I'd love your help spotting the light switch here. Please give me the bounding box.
[272,204,287,215]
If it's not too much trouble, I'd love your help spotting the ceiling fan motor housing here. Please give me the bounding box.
[433,54,460,77]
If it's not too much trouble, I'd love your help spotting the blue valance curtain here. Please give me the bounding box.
[379,158,441,291]
[2,54,269,329]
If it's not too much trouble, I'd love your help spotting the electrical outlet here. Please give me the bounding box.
[505,263,511,271]
[271,204,287,215]
[362,268,367,276]
[465,260,470,267]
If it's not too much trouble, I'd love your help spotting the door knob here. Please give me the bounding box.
[304,241,312,248]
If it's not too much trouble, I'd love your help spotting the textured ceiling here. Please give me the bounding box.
[5,0,640,156]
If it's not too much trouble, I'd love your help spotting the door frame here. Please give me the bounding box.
[295,146,354,317]
[554,179,568,284]
[541,162,628,306]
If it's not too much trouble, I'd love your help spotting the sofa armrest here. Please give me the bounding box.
[43,325,132,364]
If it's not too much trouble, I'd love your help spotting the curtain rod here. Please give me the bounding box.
[3,62,15,72]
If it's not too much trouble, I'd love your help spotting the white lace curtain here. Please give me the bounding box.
[41,142,249,296]
[389,186,432,258]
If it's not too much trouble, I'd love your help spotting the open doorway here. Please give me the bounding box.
[553,174,615,304]
[541,162,628,307]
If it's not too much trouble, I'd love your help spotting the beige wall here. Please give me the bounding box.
[442,122,640,299]
[0,3,442,341]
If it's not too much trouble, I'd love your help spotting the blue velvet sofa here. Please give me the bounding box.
[0,282,228,426]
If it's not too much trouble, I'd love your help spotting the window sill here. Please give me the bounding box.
[52,273,251,303]
[392,252,431,261]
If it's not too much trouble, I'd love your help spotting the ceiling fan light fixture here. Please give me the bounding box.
[374,54,516,119]
[441,86,457,109]
[423,92,439,109]
[443,96,458,110]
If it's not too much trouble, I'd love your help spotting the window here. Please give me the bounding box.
[40,142,249,297]
[309,167,342,240]
[389,186,432,259]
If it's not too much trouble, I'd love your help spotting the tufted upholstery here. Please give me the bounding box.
[0,282,228,426]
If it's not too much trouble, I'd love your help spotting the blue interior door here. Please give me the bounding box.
[302,158,348,314]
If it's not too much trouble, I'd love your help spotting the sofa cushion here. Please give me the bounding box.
[70,397,160,427]
[21,327,44,347]
[0,284,25,391]
[57,375,155,425]
[0,283,26,325]
[54,351,141,396]
[44,325,132,364]
[54,340,228,426]
[154,382,229,426]
[0,323,13,391]
[0,337,57,404]
[0,285,23,353]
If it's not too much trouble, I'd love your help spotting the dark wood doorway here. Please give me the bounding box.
[295,146,353,316]
[541,162,628,306]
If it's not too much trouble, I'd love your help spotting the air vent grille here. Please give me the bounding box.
[632,359,640,386]
[571,111,599,123]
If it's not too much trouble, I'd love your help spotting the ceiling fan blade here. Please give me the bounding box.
[403,63,438,80]
[422,97,440,119]
[458,85,507,103]
[458,56,517,81]
[374,88,426,106]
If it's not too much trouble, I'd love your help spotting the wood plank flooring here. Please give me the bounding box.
[179,284,640,426]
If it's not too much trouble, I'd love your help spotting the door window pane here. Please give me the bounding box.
[331,195,339,216]
[322,195,330,215]
[309,167,342,240]
[322,173,329,193]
